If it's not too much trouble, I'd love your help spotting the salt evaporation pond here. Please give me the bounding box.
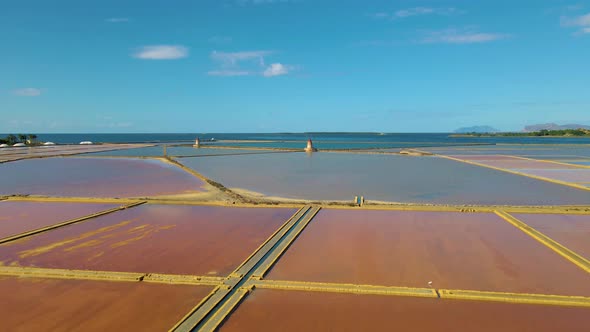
[179,152,590,205]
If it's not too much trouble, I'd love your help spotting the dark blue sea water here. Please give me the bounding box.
[7,133,590,149]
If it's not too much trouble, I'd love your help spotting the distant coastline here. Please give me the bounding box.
[450,129,590,138]
[4,133,590,146]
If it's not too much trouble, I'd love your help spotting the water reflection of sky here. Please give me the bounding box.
[423,146,590,158]
[179,152,590,205]
[80,146,296,157]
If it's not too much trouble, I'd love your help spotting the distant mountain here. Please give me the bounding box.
[454,126,499,133]
[523,123,590,132]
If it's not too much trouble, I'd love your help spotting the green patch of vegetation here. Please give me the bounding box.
[0,134,39,145]
[452,129,590,137]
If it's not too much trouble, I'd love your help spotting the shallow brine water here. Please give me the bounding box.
[179,152,590,205]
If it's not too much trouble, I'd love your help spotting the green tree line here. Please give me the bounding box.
[0,134,38,145]
[459,129,590,137]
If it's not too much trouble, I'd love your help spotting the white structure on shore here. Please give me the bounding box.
[79,141,93,145]
[304,139,317,152]
[193,137,200,148]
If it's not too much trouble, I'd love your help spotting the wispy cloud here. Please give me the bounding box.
[133,45,189,60]
[208,50,295,78]
[372,12,389,19]
[566,4,584,11]
[263,63,290,77]
[420,29,509,44]
[397,7,435,18]
[211,50,272,66]
[561,12,590,34]
[207,70,253,77]
[12,88,42,97]
[105,17,130,23]
[99,122,133,128]
[372,7,463,20]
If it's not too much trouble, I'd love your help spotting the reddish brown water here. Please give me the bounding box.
[218,289,590,332]
[0,145,146,162]
[514,214,590,259]
[0,157,205,197]
[0,201,117,239]
[267,209,590,296]
[0,204,295,276]
[0,276,212,331]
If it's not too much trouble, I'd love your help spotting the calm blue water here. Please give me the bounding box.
[178,153,590,205]
[422,146,590,158]
[81,146,298,157]
[7,133,590,149]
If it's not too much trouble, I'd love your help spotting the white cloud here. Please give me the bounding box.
[373,7,462,19]
[561,12,590,25]
[372,12,389,19]
[211,50,273,66]
[263,63,289,77]
[421,29,509,44]
[396,7,435,18]
[208,70,253,77]
[133,45,189,60]
[105,18,129,23]
[106,122,133,128]
[12,88,42,97]
[561,12,590,34]
[208,50,294,78]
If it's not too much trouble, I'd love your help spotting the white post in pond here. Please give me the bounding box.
[304,139,317,152]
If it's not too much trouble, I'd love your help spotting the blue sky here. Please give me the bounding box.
[1,0,589,133]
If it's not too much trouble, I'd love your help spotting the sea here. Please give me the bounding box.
[4,133,590,149]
